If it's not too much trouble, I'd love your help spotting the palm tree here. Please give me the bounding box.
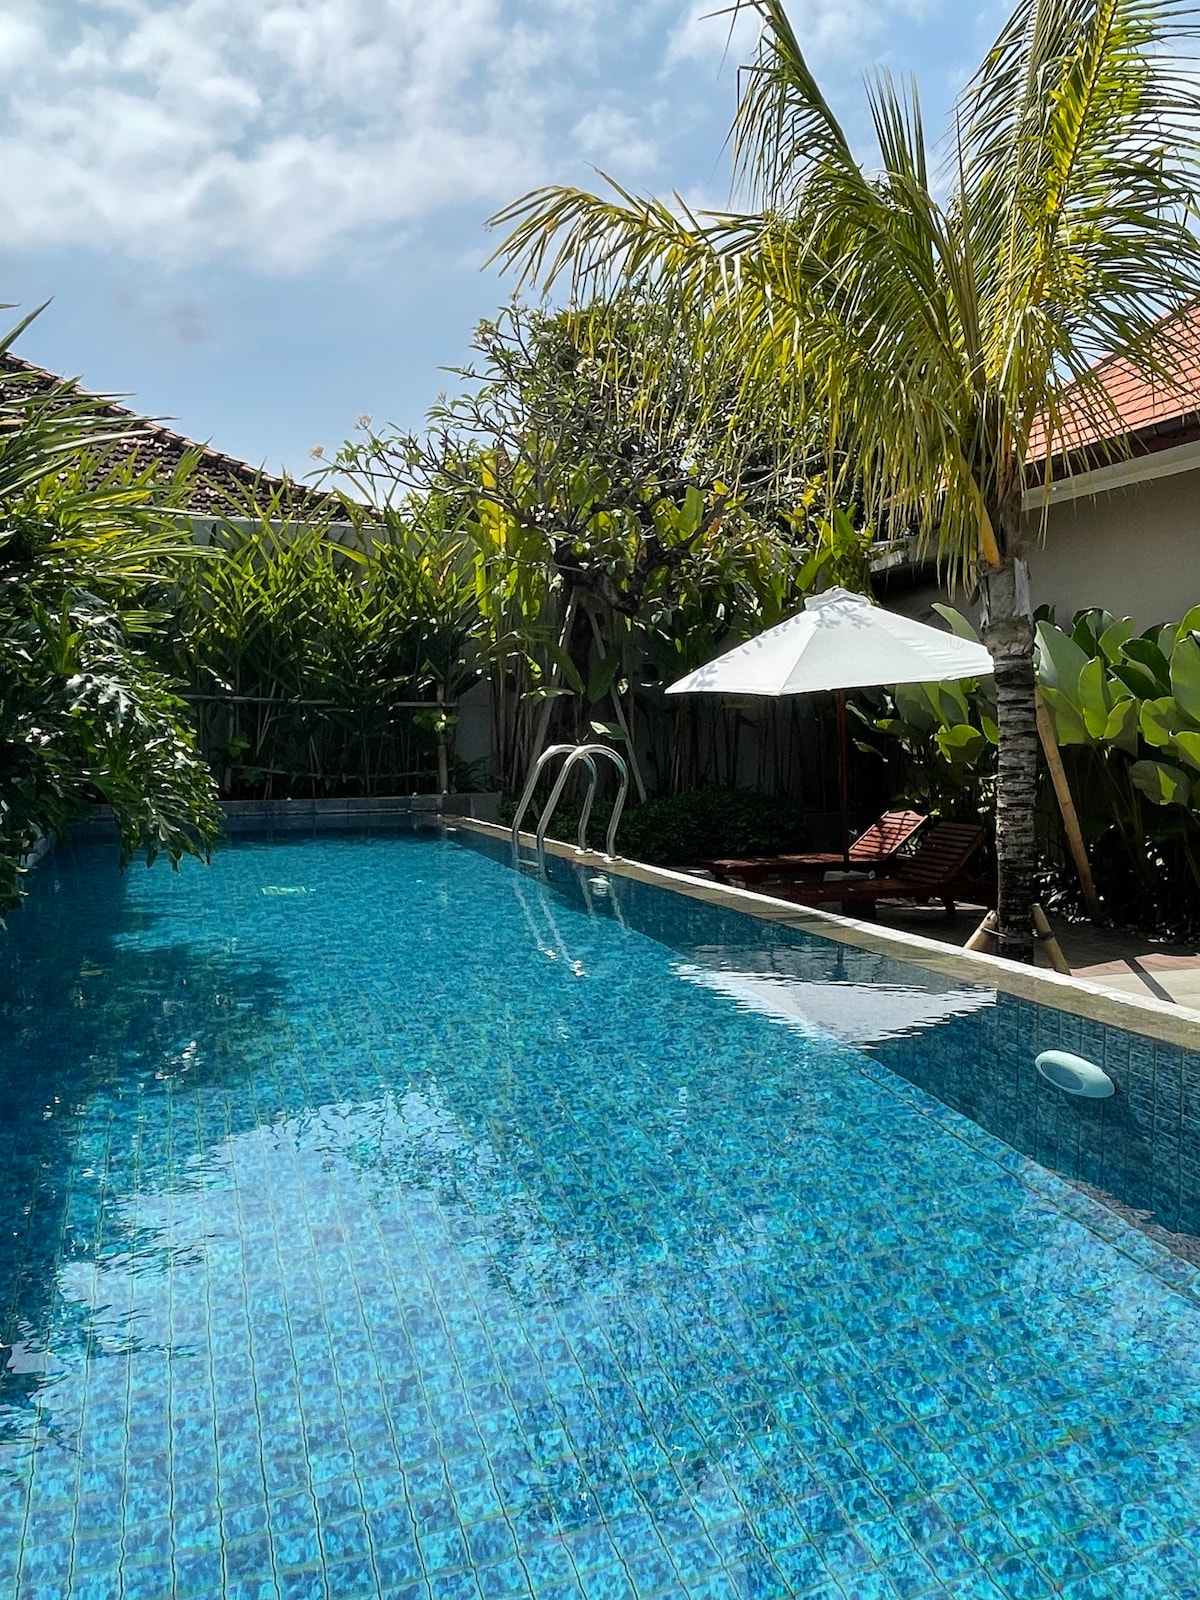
[490,0,1200,958]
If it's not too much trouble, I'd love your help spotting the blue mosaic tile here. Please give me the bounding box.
[3,828,1200,1600]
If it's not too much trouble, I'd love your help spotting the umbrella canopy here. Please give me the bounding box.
[666,587,994,864]
[665,586,993,698]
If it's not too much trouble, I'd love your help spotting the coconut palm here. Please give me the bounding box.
[491,0,1200,958]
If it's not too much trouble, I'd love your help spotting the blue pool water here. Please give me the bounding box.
[3,828,1200,1600]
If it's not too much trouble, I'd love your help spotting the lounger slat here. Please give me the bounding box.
[710,809,925,883]
[770,823,986,912]
[894,825,983,886]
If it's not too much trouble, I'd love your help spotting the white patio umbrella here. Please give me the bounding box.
[665,586,993,858]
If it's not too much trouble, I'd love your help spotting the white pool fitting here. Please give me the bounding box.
[1035,1049,1115,1099]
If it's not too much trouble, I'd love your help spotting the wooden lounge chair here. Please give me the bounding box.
[710,809,926,886]
[768,822,991,916]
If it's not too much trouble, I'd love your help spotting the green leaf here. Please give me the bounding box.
[789,543,818,586]
[1121,637,1171,695]
[1150,623,1179,658]
[586,654,621,704]
[931,603,980,643]
[1171,633,1200,724]
[1111,661,1160,701]
[1102,697,1140,755]
[567,463,604,509]
[1072,609,1114,657]
[1077,657,1114,738]
[546,642,585,695]
[1098,618,1135,664]
[893,682,938,732]
[588,720,627,742]
[679,484,706,537]
[1171,730,1200,772]
[1039,684,1089,745]
[935,722,986,764]
[1141,697,1181,749]
[1129,760,1193,807]
[1036,622,1089,702]
[922,679,970,728]
[524,684,576,702]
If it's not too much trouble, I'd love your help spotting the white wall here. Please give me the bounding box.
[1027,467,1200,625]
[879,464,1200,630]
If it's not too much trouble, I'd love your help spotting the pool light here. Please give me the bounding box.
[1035,1049,1115,1098]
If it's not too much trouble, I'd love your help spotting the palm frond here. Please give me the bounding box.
[493,0,1200,574]
[490,177,729,297]
[959,0,1200,393]
[726,0,856,207]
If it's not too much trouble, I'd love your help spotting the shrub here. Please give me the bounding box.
[1036,605,1200,933]
[527,786,807,867]
[861,600,1200,935]
[162,508,479,800]
[0,345,220,910]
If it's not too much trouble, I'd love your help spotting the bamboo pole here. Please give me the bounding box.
[1035,691,1102,922]
[964,910,997,952]
[436,684,450,795]
[836,692,850,864]
[962,905,1070,973]
[1032,903,1072,975]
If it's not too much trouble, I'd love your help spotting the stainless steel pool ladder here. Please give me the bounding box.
[510,743,630,875]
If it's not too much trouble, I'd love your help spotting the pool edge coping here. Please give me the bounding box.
[451,818,1200,1051]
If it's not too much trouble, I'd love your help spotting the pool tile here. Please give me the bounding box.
[4,831,1200,1600]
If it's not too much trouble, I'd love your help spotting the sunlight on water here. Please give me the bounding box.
[1,829,1199,1600]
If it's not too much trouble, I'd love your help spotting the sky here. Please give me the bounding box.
[1,0,1006,485]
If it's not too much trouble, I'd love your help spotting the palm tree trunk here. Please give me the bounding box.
[981,557,1037,962]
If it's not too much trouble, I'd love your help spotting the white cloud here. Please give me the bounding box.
[2,0,933,275]
[0,0,656,271]
[572,106,659,173]
[668,3,763,68]
[0,8,42,69]
[669,0,918,71]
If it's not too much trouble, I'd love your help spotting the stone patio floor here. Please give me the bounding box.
[874,900,1200,1012]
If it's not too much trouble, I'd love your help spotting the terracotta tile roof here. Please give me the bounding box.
[0,352,339,518]
[1028,302,1200,465]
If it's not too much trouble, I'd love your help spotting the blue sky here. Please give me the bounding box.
[1,0,1005,484]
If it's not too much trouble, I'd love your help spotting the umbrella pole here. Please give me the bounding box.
[836,692,850,865]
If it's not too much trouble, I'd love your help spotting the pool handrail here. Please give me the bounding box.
[510,743,630,874]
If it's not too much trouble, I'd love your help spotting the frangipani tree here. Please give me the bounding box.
[330,303,858,795]
[492,0,1200,958]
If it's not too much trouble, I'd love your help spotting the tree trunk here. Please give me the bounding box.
[981,557,1038,962]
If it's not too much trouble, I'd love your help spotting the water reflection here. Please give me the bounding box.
[674,948,993,1046]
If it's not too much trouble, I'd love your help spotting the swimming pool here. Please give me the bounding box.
[2,826,1200,1600]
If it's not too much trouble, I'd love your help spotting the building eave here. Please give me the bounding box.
[1025,422,1200,511]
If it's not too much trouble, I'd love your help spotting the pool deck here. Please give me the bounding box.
[873,901,1200,1009]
